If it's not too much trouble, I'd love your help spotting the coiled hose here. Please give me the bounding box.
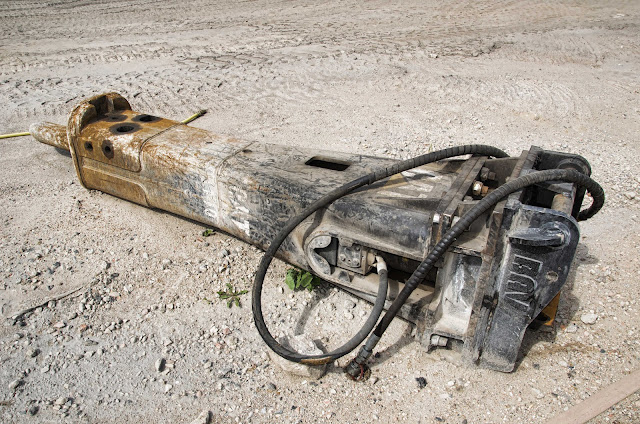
[344,167,604,378]
[252,145,604,370]
[252,145,509,365]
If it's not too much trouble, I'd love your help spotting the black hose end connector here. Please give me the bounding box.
[345,359,371,381]
[344,333,381,381]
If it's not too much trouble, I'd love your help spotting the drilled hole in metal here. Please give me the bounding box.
[102,141,114,159]
[138,115,155,122]
[546,271,559,283]
[84,142,93,151]
[116,125,135,133]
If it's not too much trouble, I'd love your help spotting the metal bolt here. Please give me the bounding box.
[430,334,448,347]
[339,254,346,262]
[472,181,484,196]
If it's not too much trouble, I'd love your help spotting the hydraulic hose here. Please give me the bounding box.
[343,167,604,376]
[372,168,603,338]
[252,145,509,365]
[264,257,387,366]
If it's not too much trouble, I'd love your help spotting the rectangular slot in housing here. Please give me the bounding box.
[305,157,350,171]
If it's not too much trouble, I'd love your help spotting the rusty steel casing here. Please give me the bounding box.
[32,93,594,372]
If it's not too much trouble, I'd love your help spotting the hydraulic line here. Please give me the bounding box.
[345,167,604,376]
[253,145,604,369]
[256,256,388,366]
[252,145,509,365]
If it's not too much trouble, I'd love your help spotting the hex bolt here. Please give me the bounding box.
[479,167,497,181]
[339,254,346,262]
[479,167,490,181]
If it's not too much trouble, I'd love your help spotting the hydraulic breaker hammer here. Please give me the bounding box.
[30,93,604,373]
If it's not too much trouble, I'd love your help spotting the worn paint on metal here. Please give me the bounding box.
[31,93,595,372]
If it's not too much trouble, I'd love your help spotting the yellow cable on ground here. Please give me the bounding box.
[181,109,207,124]
[0,109,208,140]
[0,131,30,139]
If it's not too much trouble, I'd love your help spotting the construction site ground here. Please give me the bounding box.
[1,1,639,423]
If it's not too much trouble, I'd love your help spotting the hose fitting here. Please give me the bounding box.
[345,333,381,381]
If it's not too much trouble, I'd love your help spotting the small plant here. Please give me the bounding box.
[285,268,323,292]
[216,283,248,308]
[202,229,215,237]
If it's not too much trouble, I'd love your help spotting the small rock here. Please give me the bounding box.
[624,191,636,200]
[416,377,427,389]
[268,335,327,380]
[8,379,23,391]
[189,410,212,424]
[531,387,545,399]
[53,321,66,329]
[266,382,277,391]
[155,358,166,372]
[343,311,354,320]
[565,323,578,333]
[344,300,356,309]
[219,249,230,258]
[161,259,172,270]
[164,384,172,393]
[28,405,39,416]
[27,348,40,358]
[581,313,598,325]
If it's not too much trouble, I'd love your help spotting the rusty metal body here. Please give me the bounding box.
[32,93,594,372]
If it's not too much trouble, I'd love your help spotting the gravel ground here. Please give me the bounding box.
[1,1,639,423]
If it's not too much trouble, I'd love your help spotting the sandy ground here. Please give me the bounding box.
[1,1,639,423]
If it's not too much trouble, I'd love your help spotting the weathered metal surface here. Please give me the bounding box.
[32,93,595,372]
[29,122,68,150]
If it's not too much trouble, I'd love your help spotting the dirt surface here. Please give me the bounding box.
[1,1,639,423]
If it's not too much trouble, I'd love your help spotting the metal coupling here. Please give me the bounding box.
[345,333,381,381]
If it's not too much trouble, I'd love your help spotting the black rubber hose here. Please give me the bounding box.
[371,168,604,339]
[252,145,509,365]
